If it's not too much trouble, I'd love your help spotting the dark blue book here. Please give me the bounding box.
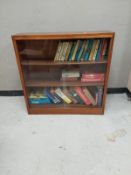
[44,88,60,104]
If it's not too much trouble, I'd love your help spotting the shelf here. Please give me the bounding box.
[21,60,107,66]
[25,80,104,87]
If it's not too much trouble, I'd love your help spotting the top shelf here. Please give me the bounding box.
[21,60,107,66]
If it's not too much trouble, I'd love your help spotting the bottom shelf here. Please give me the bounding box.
[28,105,104,115]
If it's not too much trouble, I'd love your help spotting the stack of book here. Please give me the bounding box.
[54,39,109,62]
[81,73,105,82]
[29,86,103,106]
[61,69,80,81]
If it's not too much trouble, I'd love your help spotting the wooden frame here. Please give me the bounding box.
[12,32,115,115]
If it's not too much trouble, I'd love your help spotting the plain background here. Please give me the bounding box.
[0,0,131,90]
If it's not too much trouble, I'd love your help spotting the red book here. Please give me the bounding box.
[75,87,91,105]
[81,78,104,82]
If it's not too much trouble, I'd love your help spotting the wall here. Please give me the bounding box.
[0,0,131,90]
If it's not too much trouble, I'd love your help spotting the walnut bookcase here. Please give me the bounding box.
[12,32,114,115]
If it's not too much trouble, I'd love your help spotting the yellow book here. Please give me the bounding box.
[55,88,72,104]
[61,42,69,61]
[54,42,62,62]
[58,42,65,61]
[71,40,80,61]
[89,40,97,61]
[92,40,100,60]
[65,42,72,61]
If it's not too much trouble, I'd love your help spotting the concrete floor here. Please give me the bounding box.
[0,94,131,175]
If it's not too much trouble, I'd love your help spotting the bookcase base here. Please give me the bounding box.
[28,107,104,115]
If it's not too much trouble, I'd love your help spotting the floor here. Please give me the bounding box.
[0,94,131,175]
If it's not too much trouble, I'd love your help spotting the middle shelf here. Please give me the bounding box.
[25,80,104,87]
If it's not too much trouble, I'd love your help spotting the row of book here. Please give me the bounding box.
[61,69,105,82]
[54,39,109,62]
[29,86,103,106]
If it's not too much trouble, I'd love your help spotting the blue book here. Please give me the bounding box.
[29,98,51,104]
[84,40,93,61]
[68,42,77,61]
[75,40,83,61]
[95,40,102,61]
[44,88,60,104]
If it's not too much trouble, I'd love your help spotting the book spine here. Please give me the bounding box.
[99,39,105,60]
[50,88,62,103]
[44,88,60,104]
[55,88,72,104]
[63,88,78,104]
[61,42,69,61]
[75,87,91,105]
[65,42,72,61]
[97,87,103,106]
[95,40,102,61]
[70,89,84,104]
[75,40,83,61]
[68,42,76,61]
[82,87,96,105]
[54,42,62,62]
[89,40,97,61]
[71,40,80,61]
[92,40,100,60]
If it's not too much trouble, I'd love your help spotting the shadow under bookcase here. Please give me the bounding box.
[12,32,114,114]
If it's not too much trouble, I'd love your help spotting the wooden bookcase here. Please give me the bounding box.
[12,32,115,115]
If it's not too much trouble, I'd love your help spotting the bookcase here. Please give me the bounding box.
[12,32,115,115]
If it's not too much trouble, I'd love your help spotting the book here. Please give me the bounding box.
[50,88,62,103]
[75,87,91,105]
[55,88,72,104]
[54,42,62,61]
[81,73,105,82]
[65,42,72,61]
[99,39,106,60]
[75,40,83,61]
[95,40,102,61]
[102,39,108,59]
[92,39,100,60]
[71,40,80,61]
[44,88,60,104]
[84,40,92,61]
[78,40,87,61]
[97,86,103,106]
[63,88,78,104]
[58,42,65,61]
[82,87,96,105]
[29,91,51,104]
[61,42,69,61]
[89,40,97,61]
[61,77,78,81]
[81,40,89,61]
[70,89,84,104]
[62,69,80,78]
[68,42,77,61]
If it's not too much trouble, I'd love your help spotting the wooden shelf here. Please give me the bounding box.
[21,60,107,66]
[25,80,104,87]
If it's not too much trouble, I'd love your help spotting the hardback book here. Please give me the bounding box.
[44,88,60,104]
[102,39,108,59]
[81,40,89,61]
[97,86,103,106]
[65,42,72,61]
[68,42,77,61]
[62,69,80,78]
[63,88,78,104]
[61,77,78,81]
[61,42,69,61]
[55,88,72,104]
[78,40,87,61]
[29,91,51,104]
[71,40,80,61]
[75,87,91,105]
[81,73,105,82]
[95,40,102,61]
[99,39,106,60]
[89,40,97,61]
[82,87,96,105]
[70,89,84,104]
[50,88,62,103]
[92,39,100,60]
[84,40,93,61]
[75,40,83,61]
[54,42,62,61]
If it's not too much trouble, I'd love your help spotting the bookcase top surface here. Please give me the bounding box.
[12,31,115,40]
